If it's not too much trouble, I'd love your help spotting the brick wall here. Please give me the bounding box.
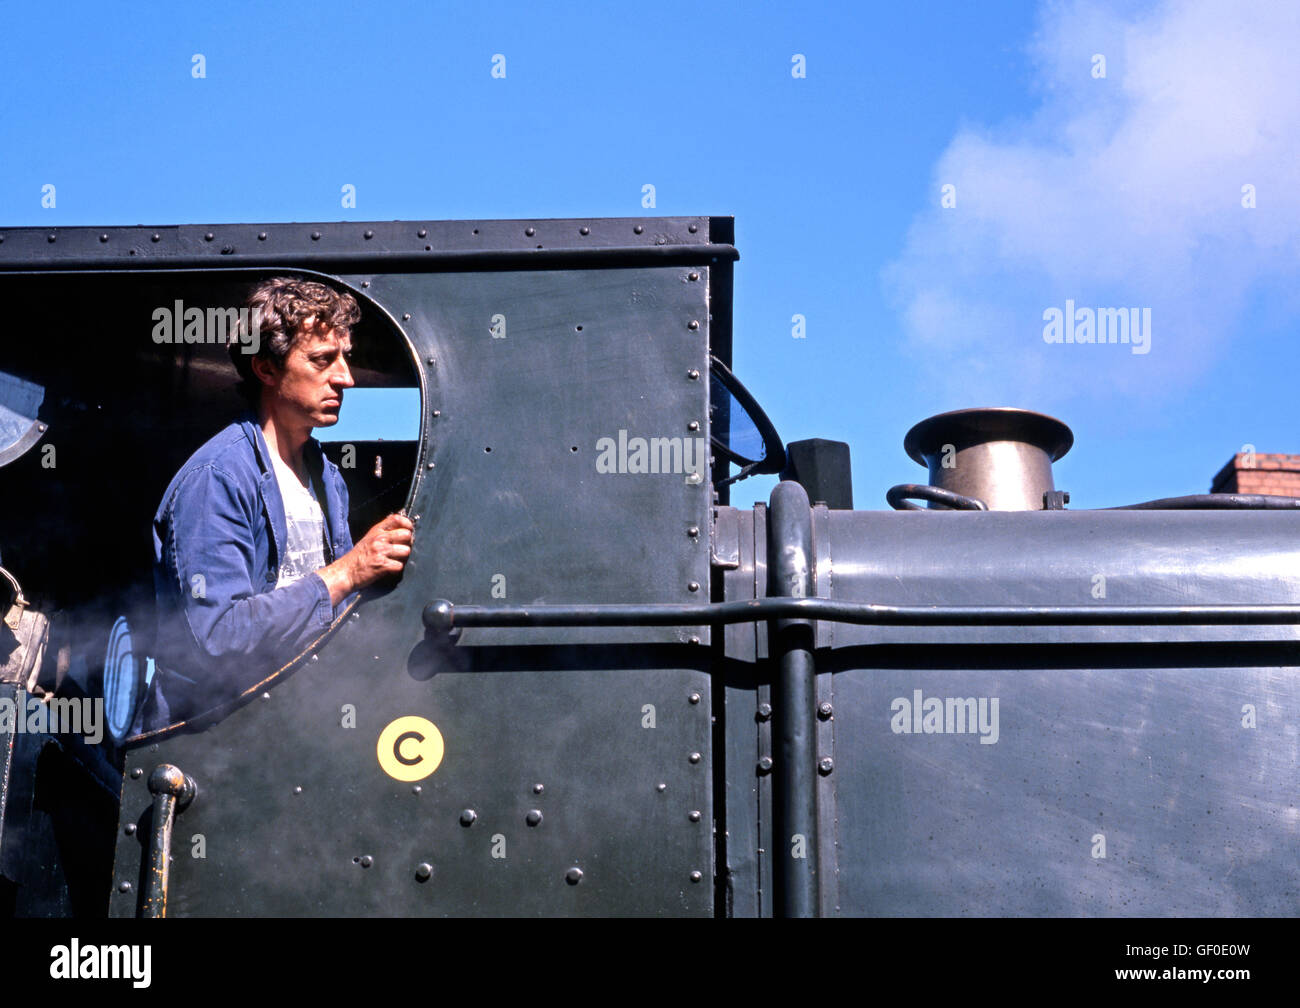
[1211,453,1300,497]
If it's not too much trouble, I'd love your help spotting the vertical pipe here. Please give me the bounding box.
[768,481,818,917]
[141,764,196,918]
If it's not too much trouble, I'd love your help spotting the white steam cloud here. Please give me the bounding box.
[883,0,1300,411]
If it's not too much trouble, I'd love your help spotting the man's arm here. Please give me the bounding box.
[161,464,414,666]
[161,464,335,664]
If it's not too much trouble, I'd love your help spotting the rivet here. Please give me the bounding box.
[579,226,589,235]
[689,635,700,644]
[432,409,441,417]
[460,809,477,826]
[403,313,412,321]
[418,228,428,238]
[361,280,370,287]
[426,462,435,470]
[688,272,699,281]
[311,231,321,240]
[533,783,544,794]
[565,867,583,885]
[688,581,699,592]
[688,224,699,233]
[688,320,700,330]
[525,226,535,237]
[656,783,667,793]
[262,692,271,700]
[38,424,46,432]
[757,702,772,721]
[257,232,267,240]
[688,810,701,823]
[293,786,303,795]
[526,809,543,827]
[131,768,143,779]
[310,654,318,662]
[412,785,422,794]
[351,612,360,620]
[687,369,700,380]
[688,421,700,432]
[124,823,137,835]
[415,862,432,882]
[151,234,160,242]
[689,751,701,764]
[425,356,434,364]
[412,514,421,522]
[204,233,214,241]
[99,234,108,243]
[359,855,373,868]
[47,234,56,243]
[689,692,701,704]
[119,881,132,893]
[818,702,833,720]
[221,245,233,255]
[364,230,374,239]
[818,757,834,775]
[687,526,699,538]
[690,870,702,883]
[633,225,644,234]
[757,756,773,773]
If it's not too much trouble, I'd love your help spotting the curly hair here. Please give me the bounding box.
[228,277,361,404]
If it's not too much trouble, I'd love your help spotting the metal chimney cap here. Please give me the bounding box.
[904,407,1074,466]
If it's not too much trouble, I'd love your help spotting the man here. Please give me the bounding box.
[135,277,413,734]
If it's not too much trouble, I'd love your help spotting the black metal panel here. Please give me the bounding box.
[90,218,731,916]
[805,501,1300,915]
[0,217,735,282]
[351,266,712,646]
[720,491,1300,916]
[719,505,775,917]
[111,636,713,917]
[821,510,1300,645]
[809,503,838,916]
[826,650,1300,915]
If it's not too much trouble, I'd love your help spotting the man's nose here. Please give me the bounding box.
[332,358,355,388]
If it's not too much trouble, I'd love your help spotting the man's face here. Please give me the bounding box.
[259,319,354,428]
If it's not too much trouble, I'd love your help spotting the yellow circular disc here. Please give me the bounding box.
[376,716,445,782]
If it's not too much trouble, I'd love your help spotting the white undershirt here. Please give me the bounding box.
[269,451,327,589]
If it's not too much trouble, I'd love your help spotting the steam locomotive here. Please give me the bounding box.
[1,216,1297,917]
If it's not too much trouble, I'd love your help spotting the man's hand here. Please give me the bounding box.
[318,513,414,606]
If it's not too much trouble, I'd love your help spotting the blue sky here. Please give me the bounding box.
[2,0,1296,508]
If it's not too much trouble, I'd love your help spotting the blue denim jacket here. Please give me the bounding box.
[134,414,355,735]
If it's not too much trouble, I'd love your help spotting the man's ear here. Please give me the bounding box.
[249,354,279,390]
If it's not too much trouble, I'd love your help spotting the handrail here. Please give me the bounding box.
[423,597,1300,631]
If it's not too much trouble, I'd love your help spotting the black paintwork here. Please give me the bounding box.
[0,215,1296,917]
